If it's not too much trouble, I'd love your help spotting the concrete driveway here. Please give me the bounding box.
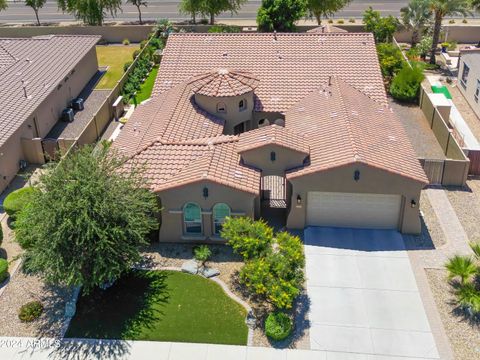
[304,227,439,359]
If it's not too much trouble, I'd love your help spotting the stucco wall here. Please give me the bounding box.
[195,92,254,134]
[157,181,257,243]
[286,163,424,234]
[240,145,307,176]
[458,53,480,119]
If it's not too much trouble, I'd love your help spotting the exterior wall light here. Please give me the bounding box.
[354,170,360,181]
[203,187,209,199]
[410,199,417,208]
[296,194,302,205]
[270,151,276,162]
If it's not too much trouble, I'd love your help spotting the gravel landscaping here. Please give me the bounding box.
[426,269,480,360]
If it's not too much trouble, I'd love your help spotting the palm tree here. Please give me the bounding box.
[400,0,432,47]
[455,282,480,313]
[428,0,472,64]
[470,242,480,260]
[445,255,477,285]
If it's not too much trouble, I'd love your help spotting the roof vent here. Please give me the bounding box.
[234,170,243,178]
[222,52,228,58]
[330,112,337,118]
[21,79,32,99]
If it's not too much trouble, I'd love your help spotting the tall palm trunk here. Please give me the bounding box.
[136,5,142,24]
[430,12,442,64]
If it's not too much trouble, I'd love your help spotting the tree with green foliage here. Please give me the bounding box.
[306,0,351,25]
[417,35,433,59]
[363,7,399,43]
[389,64,425,102]
[25,0,46,25]
[0,0,7,12]
[194,245,212,268]
[199,0,247,25]
[376,43,404,78]
[445,255,477,285]
[472,0,480,12]
[179,0,203,24]
[57,0,122,25]
[428,0,472,64]
[15,145,159,293]
[127,0,147,24]
[257,0,307,32]
[400,0,432,47]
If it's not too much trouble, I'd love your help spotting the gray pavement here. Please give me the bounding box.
[0,0,412,24]
[304,227,439,359]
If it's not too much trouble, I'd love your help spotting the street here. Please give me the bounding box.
[0,0,412,24]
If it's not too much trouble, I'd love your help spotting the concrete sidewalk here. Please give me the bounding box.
[0,337,441,360]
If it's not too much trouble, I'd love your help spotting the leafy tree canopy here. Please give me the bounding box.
[306,0,352,25]
[363,7,399,43]
[200,0,247,25]
[257,0,307,32]
[57,0,122,25]
[16,145,159,293]
[179,0,203,23]
[400,0,432,46]
[25,0,47,25]
[0,0,7,11]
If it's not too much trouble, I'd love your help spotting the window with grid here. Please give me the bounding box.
[183,203,202,235]
[212,203,230,235]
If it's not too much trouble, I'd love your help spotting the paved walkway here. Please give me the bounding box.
[0,337,442,360]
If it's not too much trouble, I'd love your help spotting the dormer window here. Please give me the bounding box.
[239,99,247,111]
[217,102,227,113]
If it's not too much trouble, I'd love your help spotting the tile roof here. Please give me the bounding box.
[285,77,428,183]
[307,25,348,33]
[237,124,309,155]
[188,68,259,97]
[122,136,261,194]
[153,33,387,112]
[0,35,100,147]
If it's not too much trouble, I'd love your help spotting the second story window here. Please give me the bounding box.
[239,99,247,111]
[461,63,470,88]
[217,102,226,113]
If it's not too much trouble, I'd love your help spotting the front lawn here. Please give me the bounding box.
[65,270,248,345]
[130,65,159,104]
[95,45,139,90]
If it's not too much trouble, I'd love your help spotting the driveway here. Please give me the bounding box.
[304,227,440,359]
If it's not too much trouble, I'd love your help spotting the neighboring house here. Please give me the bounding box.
[458,48,480,119]
[114,33,428,242]
[0,35,100,194]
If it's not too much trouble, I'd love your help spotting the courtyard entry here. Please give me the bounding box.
[260,175,287,230]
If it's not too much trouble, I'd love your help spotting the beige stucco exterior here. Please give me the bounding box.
[157,180,258,243]
[240,145,307,176]
[458,52,480,119]
[0,47,98,194]
[286,163,425,234]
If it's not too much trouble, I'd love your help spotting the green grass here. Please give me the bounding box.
[65,270,248,345]
[95,45,139,89]
[130,65,159,104]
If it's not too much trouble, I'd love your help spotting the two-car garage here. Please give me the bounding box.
[305,192,403,230]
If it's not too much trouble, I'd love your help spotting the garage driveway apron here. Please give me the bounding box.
[304,227,439,359]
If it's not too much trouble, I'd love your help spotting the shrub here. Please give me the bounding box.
[3,187,35,221]
[462,18,468,24]
[140,40,147,49]
[389,65,425,103]
[327,19,333,23]
[265,312,292,341]
[122,38,130,45]
[337,19,344,24]
[199,18,209,25]
[208,25,241,33]
[149,37,163,50]
[0,258,8,283]
[194,245,212,267]
[123,61,133,72]
[376,43,404,77]
[221,217,273,260]
[406,47,420,61]
[349,18,355,23]
[18,301,43,322]
[448,40,457,51]
[455,282,480,314]
[417,36,433,58]
[132,49,141,59]
[449,19,455,24]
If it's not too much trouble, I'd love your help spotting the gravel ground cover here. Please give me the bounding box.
[426,269,480,360]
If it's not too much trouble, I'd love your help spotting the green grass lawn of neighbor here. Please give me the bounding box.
[131,65,159,104]
[95,45,140,90]
[65,270,248,345]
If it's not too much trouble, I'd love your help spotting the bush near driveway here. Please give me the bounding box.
[3,187,35,221]
[265,311,292,341]
[0,258,8,283]
[18,301,44,322]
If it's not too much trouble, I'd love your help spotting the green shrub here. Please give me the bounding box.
[0,258,8,283]
[448,41,457,51]
[199,18,209,25]
[208,25,241,33]
[194,245,212,266]
[449,19,455,24]
[376,43,404,77]
[337,19,344,24]
[18,301,43,322]
[123,61,133,72]
[265,312,292,341]
[406,47,420,61]
[149,37,163,50]
[389,65,425,103]
[327,19,333,23]
[132,49,141,59]
[3,187,35,220]
[349,18,355,23]
[140,39,147,49]
[462,18,468,24]
[122,38,130,45]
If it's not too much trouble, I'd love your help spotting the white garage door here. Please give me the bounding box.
[306,192,402,229]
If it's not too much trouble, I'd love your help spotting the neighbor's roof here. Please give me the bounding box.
[122,136,261,194]
[0,35,100,147]
[188,68,259,97]
[286,77,428,183]
[237,124,309,155]
[153,33,387,112]
[307,25,348,33]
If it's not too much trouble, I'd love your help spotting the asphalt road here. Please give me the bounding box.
[0,0,410,24]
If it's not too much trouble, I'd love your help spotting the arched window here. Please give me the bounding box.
[183,202,202,235]
[213,203,231,235]
[216,102,227,113]
[239,99,247,111]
